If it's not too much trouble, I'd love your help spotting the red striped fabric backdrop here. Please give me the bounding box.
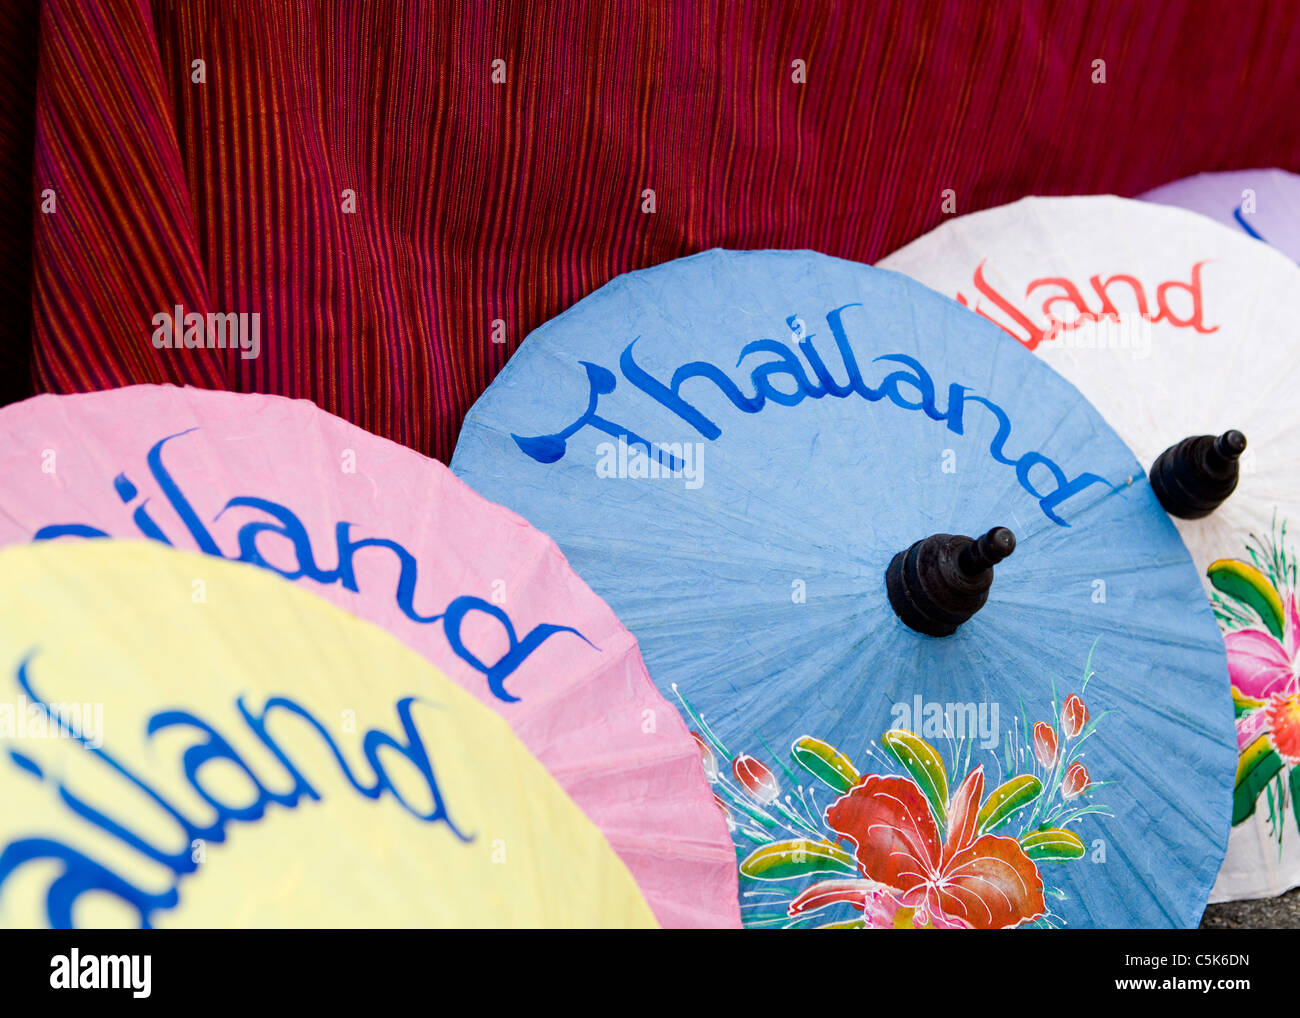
[6,0,1300,460]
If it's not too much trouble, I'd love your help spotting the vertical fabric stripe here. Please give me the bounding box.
[6,0,1300,461]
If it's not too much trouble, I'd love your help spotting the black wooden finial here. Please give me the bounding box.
[1149,430,1246,519]
[886,526,1016,637]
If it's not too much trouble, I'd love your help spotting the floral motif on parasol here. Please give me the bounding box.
[1209,518,1300,844]
[880,197,1300,903]
[681,651,1108,929]
[453,248,1237,928]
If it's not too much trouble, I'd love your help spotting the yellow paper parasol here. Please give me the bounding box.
[0,540,656,928]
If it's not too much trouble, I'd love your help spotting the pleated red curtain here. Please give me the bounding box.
[6,0,1300,460]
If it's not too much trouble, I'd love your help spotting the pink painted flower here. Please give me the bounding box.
[1061,694,1089,739]
[1223,591,1300,767]
[733,754,779,805]
[1033,721,1058,769]
[819,766,1046,929]
[1062,762,1090,799]
[1224,593,1299,704]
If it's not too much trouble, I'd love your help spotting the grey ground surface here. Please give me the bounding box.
[1200,886,1300,928]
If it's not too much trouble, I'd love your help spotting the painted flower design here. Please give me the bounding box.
[733,754,779,804]
[1264,694,1300,764]
[1062,694,1089,739]
[787,878,902,927]
[1033,721,1058,768]
[1062,762,1090,799]
[677,675,1106,929]
[691,731,720,781]
[823,767,1046,929]
[1223,591,1299,708]
[1208,534,1300,837]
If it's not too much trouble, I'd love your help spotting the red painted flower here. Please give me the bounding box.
[1062,762,1090,799]
[1033,722,1058,768]
[733,754,779,805]
[786,879,902,928]
[1264,694,1300,764]
[690,731,719,782]
[823,766,1046,929]
[1061,694,1089,739]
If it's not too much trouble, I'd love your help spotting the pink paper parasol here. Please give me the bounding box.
[0,384,738,927]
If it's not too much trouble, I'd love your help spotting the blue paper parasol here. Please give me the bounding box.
[452,250,1236,929]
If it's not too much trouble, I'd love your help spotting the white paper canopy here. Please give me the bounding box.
[882,196,1300,902]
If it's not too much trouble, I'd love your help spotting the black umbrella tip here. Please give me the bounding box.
[886,526,1016,637]
[1149,431,1246,519]
[958,526,1016,575]
[1215,430,1247,460]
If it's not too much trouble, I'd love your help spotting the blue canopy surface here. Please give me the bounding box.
[452,249,1235,929]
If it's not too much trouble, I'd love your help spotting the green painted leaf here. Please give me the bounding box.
[791,735,859,793]
[1291,766,1300,836]
[1208,559,1285,640]
[881,729,948,826]
[1233,696,1260,718]
[977,774,1043,833]
[1234,743,1284,825]
[1020,827,1086,861]
[739,839,859,881]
